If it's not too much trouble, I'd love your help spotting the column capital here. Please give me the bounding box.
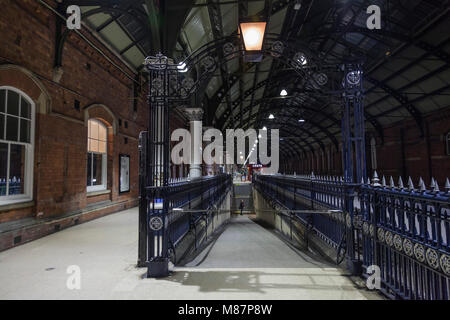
[184,108,204,121]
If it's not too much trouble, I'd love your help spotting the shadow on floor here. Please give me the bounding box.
[155,269,368,296]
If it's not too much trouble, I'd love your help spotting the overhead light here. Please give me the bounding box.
[239,21,267,51]
[294,1,302,10]
[280,89,288,96]
[268,114,275,119]
[298,119,305,123]
[294,52,307,66]
[258,134,262,138]
[262,126,267,131]
[177,62,188,73]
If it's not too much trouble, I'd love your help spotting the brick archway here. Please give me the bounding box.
[83,104,118,135]
[0,64,51,115]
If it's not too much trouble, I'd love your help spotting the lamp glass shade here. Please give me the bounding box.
[239,22,267,51]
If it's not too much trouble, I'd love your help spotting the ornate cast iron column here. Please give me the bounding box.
[341,62,366,275]
[143,53,175,278]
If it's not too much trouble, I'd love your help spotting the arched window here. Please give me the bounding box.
[0,87,34,204]
[87,119,107,192]
[446,132,450,156]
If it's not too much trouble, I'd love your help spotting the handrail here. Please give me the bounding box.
[254,172,450,300]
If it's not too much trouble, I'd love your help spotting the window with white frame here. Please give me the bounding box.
[0,87,34,204]
[87,119,107,192]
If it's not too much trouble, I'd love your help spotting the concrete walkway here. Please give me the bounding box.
[0,208,381,300]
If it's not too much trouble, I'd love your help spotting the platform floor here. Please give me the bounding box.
[0,208,381,300]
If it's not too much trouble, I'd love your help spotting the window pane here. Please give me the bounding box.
[87,152,92,186]
[92,153,103,186]
[0,114,4,140]
[0,143,7,196]
[9,144,25,195]
[20,119,31,143]
[98,141,106,153]
[98,124,106,141]
[6,116,18,141]
[90,120,98,139]
[90,138,98,152]
[20,98,31,119]
[7,91,19,116]
[0,90,5,113]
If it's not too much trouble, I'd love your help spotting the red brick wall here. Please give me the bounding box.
[281,107,450,187]
[0,0,183,224]
[375,108,450,186]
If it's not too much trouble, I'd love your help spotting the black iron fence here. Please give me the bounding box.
[139,173,232,267]
[253,173,450,300]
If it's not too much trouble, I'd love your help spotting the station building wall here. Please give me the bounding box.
[0,0,183,249]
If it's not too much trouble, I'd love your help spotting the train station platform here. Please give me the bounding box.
[0,207,381,300]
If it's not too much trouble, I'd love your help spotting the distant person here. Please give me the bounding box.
[239,200,245,215]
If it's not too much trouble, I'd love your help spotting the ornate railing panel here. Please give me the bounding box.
[253,172,450,300]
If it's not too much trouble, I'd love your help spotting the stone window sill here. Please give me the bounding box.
[0,200,35,212]
[87,189,111,197]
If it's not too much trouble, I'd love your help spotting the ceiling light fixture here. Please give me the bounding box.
[239,21,267,51]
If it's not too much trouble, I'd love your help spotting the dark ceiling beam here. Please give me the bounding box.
[143,0,161,54]
[282,107,339,148]
[316,26,450,67]
[215,68,385,141]
[365,76,424,136]
[228,100,340,149]
[364,38,450,97]
[207,0,234,128]
[254,0,300,131]
[163,1,196,55]
[373,84,450,119]
[281,138,305,157]
[365,62,450,111]
[264,120,324,152]
[238,1,248,129]
[82,6,148,26]
[324,35,425,135]
[278,129,312,156]
[63,0,122,5]
[206,0,296,125]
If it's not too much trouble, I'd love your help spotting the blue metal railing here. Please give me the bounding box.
[152,174,232,255]
[253,172,450,300]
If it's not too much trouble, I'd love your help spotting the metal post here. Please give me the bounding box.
[341,62,366,275]
[144,54,174,278]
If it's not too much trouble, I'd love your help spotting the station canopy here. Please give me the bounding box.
[69,0,450,155]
